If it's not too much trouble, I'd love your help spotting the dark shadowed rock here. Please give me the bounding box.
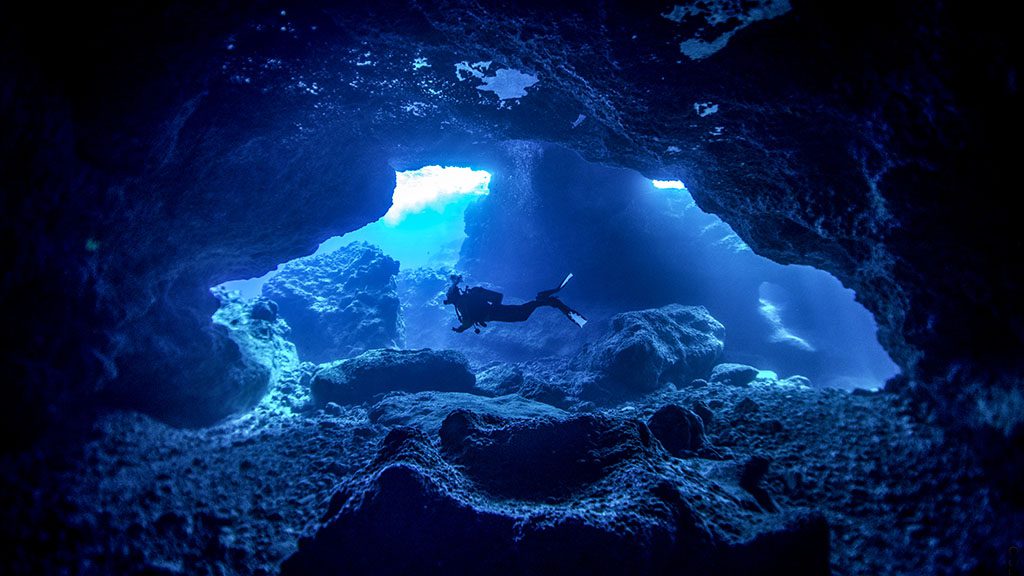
[740,455,778,513]
[734,397,761,415]
[263,242,402,363]
[439,411,656,501]
[311,348,476,406]
[283,413,829,575]
[368,391,565,435]
[573,305,725,398]
[248,298,278,322]
[647,404,706,456]
[710,363,761,387]
[692,400,715,428]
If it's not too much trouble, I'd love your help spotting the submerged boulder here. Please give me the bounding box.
[263,242,403,363]
[368,391,566,435]
[311,348,476,406]
[647,404,706,456]
[438,411,657,501]
[573,304,725,398]
[282,412,829,575]
[474,361,574,409]
[710,363,761,387]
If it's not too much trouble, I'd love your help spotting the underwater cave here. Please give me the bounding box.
[3,1,1021,575]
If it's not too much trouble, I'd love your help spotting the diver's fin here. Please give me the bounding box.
[538,273,574,299]
[566,308,587,328]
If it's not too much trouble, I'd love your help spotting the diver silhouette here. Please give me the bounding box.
[444,274,587,334]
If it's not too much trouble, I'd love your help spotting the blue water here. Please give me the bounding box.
[219,166,490,297]
[217,166,897,389]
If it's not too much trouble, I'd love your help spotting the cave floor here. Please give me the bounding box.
[2,381,1009,575]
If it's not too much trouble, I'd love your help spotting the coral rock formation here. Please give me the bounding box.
[264,242,403,363]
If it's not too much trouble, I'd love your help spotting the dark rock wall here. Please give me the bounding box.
[2,2,398,434]
[3,1,1020,446]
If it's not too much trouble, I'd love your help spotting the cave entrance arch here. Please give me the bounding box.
[214,148,897,390]
[217,165,491,298]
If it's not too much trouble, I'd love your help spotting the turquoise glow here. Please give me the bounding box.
[218,166,491,298]
[651,179,686,189]
[315,166,490,267]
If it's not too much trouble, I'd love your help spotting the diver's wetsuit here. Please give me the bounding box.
[447,281,582,333]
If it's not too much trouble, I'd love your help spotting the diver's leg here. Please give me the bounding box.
[537,273,573,299]
[487,301,543,323]
[541,296,588,327]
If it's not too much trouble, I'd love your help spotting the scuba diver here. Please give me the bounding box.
[444,273,587,334]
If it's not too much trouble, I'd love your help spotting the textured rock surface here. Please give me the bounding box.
[211,290,298,401]
[710,363,762,387]
[474,359,578,408]
[263,242,403,363]
[4,0,1020,451]
[311,348,476,406]
[3,2,1022,574]
[648,404,706,456]
[368,391,566,435]
[283,413,829,575]
[573,304,725,398]
[3,371,1018,575]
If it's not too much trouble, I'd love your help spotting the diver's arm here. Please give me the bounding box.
[452,319,474,333]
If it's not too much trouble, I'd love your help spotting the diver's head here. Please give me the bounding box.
[443,274,464,305]
[443,283,462,305]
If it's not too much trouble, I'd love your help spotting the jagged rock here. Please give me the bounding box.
[474,363,525,396]
[438,411,657,501]
[474,362,572,408]
[283,414,829,575]
[396,266,453,350]
[263,242,403,363]
[572,305,725,399]
[734,397,761,415]
[199,289,302,420]
[248,298,278,322]
[740,455,777,512]
[311,348,476,406]
[692,400,715,428]
[710,363,761,387]
[508,378,571,409]
[647,404,706,456]
[368,391,566,435]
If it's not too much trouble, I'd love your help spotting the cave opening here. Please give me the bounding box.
[217,165,492,298]
[7,2,1020,573]
[213,151,897,390]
